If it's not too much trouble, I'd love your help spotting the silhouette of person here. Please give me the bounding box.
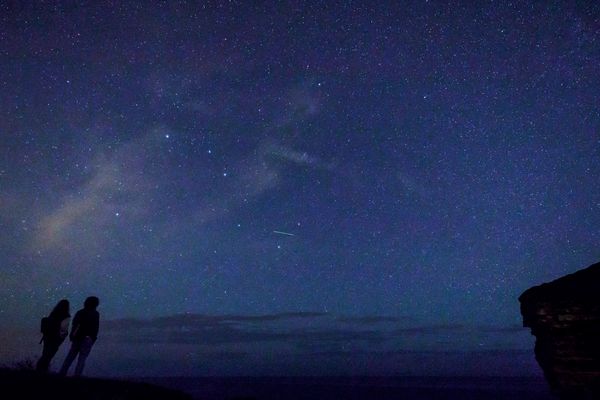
[59,296,100,377]
[36,299,71,372]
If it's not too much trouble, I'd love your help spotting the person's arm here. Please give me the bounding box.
[70,311,81,340]
[91,312,99,341]
[60,317,71,338]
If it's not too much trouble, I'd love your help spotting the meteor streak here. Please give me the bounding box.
[273,230,295,236]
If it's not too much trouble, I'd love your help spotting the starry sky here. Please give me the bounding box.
[1,1,599,377]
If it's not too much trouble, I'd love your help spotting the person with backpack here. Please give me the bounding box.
[36,299,71,373]
[59,296,100,377]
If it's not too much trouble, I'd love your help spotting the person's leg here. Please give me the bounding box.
[36,342,52,372]
[46,338,64,372]
[36,339,60,372]
[59,341,80,376]
[35,356,48,372]
[74,337,94,377]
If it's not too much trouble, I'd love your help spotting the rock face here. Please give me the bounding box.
[519,261,600,398]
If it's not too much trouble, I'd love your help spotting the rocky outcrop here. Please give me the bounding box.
[519,261,600,398]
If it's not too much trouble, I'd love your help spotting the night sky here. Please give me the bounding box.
[1,1,599,377]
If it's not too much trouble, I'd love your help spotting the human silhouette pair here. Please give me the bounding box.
[36,296,100,377]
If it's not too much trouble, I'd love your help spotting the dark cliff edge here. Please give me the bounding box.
[0,368,192,400]
[519,261,600,399]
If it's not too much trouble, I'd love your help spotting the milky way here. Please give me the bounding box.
[1,1,599,376]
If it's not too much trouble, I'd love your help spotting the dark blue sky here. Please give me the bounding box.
[1,1,599,377]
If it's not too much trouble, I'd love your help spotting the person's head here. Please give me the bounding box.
[52,299,70,316]
[84,296,100,310]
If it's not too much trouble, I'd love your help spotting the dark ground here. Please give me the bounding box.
[136,376,557,400]
[0,368,557,399]
[0,368,191,400]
